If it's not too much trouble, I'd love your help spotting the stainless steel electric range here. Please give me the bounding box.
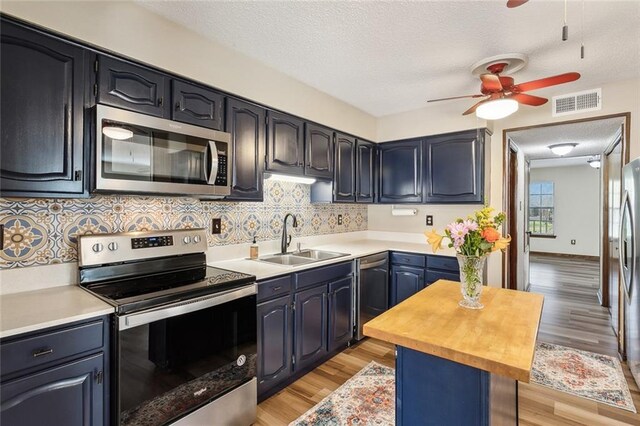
[78,228,257,426]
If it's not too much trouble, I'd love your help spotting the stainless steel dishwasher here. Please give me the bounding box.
[355,252,389,341]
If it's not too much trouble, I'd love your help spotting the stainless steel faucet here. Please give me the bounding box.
[281,213,298,254]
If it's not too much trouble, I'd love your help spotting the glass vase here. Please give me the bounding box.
[456,254,488,309]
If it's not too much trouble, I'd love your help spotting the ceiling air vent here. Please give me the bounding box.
[552,88,601,117]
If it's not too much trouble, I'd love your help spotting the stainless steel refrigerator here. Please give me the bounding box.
[623,157,640,386]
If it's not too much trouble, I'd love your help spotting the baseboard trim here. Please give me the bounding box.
[530,251,599,262]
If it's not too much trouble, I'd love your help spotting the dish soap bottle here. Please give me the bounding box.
[250,237,259,260]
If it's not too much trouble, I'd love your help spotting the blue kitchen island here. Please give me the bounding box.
[363,280,544,425]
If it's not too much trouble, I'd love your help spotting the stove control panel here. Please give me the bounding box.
[132,235,173,249]
[78,228,208,267]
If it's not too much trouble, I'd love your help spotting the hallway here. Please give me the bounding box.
[528,253,617,356]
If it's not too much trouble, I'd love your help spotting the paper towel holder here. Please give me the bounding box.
[391,205,418,216]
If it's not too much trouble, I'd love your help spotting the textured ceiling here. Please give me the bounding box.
[136,0,640,117]
[530,156,598,169]
[508,116,623,160]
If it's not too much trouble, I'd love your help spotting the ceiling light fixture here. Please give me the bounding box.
[475,98,519,120]
[548,143,577,156]
[102,125,134,140]
[265,173,316,185]
[587,156,601,169]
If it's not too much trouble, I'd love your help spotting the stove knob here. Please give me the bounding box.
[108,242,119,251]
[193,235,201,244]
[183,236,191,245]
[92,243,104,253]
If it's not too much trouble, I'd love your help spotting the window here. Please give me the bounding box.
[529,181,554,236]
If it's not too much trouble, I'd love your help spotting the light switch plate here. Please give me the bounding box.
[571,239,576,245]
[212,218,222,234]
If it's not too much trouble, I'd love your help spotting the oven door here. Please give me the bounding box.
[115,285,257,426]
[95,105,231,197]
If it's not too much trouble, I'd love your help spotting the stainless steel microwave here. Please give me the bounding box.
[94,105,231,198]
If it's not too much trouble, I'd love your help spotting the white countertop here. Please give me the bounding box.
[209,239,456,281]
[0,236,452,339]
[0,286,114,339]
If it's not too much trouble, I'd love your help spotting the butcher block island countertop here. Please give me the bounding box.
[363,279,544,383]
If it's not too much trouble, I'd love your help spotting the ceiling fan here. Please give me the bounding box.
[507,0,529,8]
[427,62,580,118]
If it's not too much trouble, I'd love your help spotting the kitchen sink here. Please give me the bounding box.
[292,249,349,261]
[256,249,349,266]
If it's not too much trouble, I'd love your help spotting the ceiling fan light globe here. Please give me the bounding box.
[475,98,519,120]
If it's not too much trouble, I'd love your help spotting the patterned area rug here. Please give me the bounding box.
[290,361,395,426]
[531,342,636,412]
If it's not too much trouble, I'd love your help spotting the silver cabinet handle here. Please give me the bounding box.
[33,348,54,358]
[360,259,388,270]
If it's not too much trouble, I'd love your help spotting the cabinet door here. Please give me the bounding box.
[1,21,86,197]
[391,265,425,306]
[257,295,292,396]
[424,130,485,204]
[0,354,104,426]
[378,139,423,203]
[334,133,356,202]
[305,123,334,179]
[294,284,328,371]
[225,98,265,201]
[171,80,224,130]
[97,55,169,118]
[266,111,305,175]
[328,276,353,352]
[356,140,376,203]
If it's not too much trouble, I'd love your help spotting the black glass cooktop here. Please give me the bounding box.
[81,264,255,315]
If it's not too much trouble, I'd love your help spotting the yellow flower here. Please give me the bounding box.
[424,229,444,253]
[492,235,512,251]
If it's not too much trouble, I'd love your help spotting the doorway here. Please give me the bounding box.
[502,113,630,356]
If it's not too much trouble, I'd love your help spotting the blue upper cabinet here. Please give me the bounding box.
[97,55,170,118]
[225,98,265,201]
[424,129,487,204]
[305,123,334,179]
[171,79,224,130]
[266,110,305,175]
[356,140,376,203]
[334,133,356,202]
[0,19,88,198]
[378,139,424,204]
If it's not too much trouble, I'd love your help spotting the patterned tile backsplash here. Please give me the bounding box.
[0,180,367,269]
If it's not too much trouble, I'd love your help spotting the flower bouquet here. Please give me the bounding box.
[425,207,511,309]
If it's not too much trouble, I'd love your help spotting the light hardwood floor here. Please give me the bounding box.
[256,255,640,425]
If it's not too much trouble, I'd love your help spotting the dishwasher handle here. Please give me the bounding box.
[359,259,388,270]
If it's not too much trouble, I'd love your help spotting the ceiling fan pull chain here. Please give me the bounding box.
[580,0,585,59]
[562,0,569,41]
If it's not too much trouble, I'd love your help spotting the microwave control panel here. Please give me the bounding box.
[215,150,228,186]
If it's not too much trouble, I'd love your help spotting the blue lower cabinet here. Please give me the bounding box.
[396,347,517,425]
[294,284,328,371]
[257,294,293,395]
[391,265,425,306]
[328,276,353,352]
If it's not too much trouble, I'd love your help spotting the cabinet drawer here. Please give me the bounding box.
[294,262,353,291]
[258,276,292,302]
[1,319,105,377]
[390,252,426,268]
[426,255,459,272]
[426,270,460,285]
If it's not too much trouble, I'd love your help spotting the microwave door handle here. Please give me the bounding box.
[205,141,219,185]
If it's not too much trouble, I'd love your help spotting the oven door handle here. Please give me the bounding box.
[118,284,256,330]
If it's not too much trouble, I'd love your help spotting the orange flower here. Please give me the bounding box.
[481,227,501,243]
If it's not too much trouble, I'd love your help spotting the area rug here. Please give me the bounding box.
[531,342,636,412]
[290,361,395,426]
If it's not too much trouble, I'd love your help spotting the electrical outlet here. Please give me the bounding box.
[337,214,343,225]
[571,239,576,245]
[212,218,222,235]
[426,215,433,226]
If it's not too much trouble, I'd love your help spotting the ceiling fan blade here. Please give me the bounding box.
[462,99,489,116]
[510,93,548,106]
[512,72,581,92]
[480,73,503,92]
[507,0,529,8]
[427,94,484,102]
